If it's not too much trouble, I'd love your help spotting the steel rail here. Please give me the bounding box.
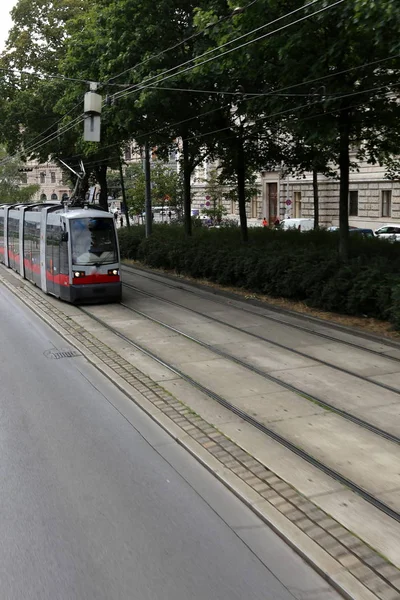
[122,279,400,398]
[79,304,400,524]
[121,264,400,360]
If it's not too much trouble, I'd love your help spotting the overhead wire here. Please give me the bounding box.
[2,0,330,164]
[3,0,398,169]
[61,79,397,169]
[105,0,261,85]
[182,83,398,142]
[110,0,344,104]
[55,65,399,169]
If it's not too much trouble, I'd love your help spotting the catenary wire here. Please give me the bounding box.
[105,0,261,84]
[111,0,345,104]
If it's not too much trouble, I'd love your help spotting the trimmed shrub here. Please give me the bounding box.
[118,225,400,329]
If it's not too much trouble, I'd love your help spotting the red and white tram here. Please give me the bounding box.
[0,202,122,303]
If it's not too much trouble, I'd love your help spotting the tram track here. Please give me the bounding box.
[120,295,400,444]
[121,264,400,362]
[121,279,400,401]
[79,304,400,524]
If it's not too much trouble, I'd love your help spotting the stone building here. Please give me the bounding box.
[190,155,400,229]
[260,160,400,229]
[23,160,72,203]
[99,141,400,229]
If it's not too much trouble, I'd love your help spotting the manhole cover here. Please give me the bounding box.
[44,349,81,360]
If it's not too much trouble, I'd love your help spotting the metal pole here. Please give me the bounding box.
[118,156,130,228]
[144,140,152,237]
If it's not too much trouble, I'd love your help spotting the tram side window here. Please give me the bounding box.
[52,225,62,276]
[8,218,19,266]
[32,220,40,252]
[46,224,59,274]
[60,225,69,274]
[0,215,4,247]
[23,220,33,278]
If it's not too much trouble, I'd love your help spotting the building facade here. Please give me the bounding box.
[190,157,400,229]
[259,161,400,229]
[23,160,72,203]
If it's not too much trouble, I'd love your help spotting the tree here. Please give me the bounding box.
[0,148,39,203]
[191,4,287,241]
[195,0,400,257]
[61,0,228,234]
[114,160,183,221]
[200,168,227,222]
[0,0,128,210]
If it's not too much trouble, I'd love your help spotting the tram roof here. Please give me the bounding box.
[61,208,113,220]
[0,203,113,219]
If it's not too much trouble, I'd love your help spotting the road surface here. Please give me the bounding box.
[0,284,341,599]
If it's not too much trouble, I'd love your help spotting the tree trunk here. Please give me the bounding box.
[144,140,152,237]
[338,108,350,261]
[94,164,108,210]
[236,133,248,243]
[118,156,130,228]
[312,168,319,229]
[182,136,192,236]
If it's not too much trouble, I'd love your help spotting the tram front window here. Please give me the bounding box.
[71,218,117,266]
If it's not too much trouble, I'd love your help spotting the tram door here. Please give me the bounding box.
[45,224,55,296]
[45,222,64,297]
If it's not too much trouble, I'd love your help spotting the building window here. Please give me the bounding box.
[251,197,257,218]
[51,193,58,201]
[50,172,56,183]
[124,146,132,161]
[40,172,46,184]
[294,191,302,218]
[349,191,358,216]
[40,193,47,202]
[20,173,28,184]
[62,193,69,202]
[382,190,392,218]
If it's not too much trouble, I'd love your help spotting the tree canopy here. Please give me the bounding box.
[0,0,398,252]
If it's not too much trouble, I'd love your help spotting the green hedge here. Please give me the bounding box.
[118,225,400,329]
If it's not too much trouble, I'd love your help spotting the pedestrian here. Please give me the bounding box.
[262,217,268,227]
[120,216,123,227]
[274,218,280,228]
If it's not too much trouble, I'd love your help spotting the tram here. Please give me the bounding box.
[0,202,122,303]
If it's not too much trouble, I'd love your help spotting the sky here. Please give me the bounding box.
[0,0,16,52]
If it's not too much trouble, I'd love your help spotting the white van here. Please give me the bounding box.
[280,218,314,232]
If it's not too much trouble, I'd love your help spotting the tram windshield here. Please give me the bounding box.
[71,217,117,266]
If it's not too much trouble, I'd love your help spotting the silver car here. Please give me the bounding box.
[374,224,400,242]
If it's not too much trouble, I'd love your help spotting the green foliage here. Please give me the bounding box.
[112,162,183,217]
[118,226,400,329]
[2,0,399,242]
[0,148,39,203]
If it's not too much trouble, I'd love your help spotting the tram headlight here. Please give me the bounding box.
[108,269,119,276]
[74,271,86,278]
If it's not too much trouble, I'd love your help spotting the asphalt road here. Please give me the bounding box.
[0,284,342,600]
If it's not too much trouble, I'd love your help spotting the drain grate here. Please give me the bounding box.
[44,349,81,360]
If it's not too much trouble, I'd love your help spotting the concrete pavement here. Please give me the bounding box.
[1,265,400,599]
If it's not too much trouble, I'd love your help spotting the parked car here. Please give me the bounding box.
[327,226,374,238]
[350,228,374,238]
[280,218,314,231]
[374,224,400,242]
